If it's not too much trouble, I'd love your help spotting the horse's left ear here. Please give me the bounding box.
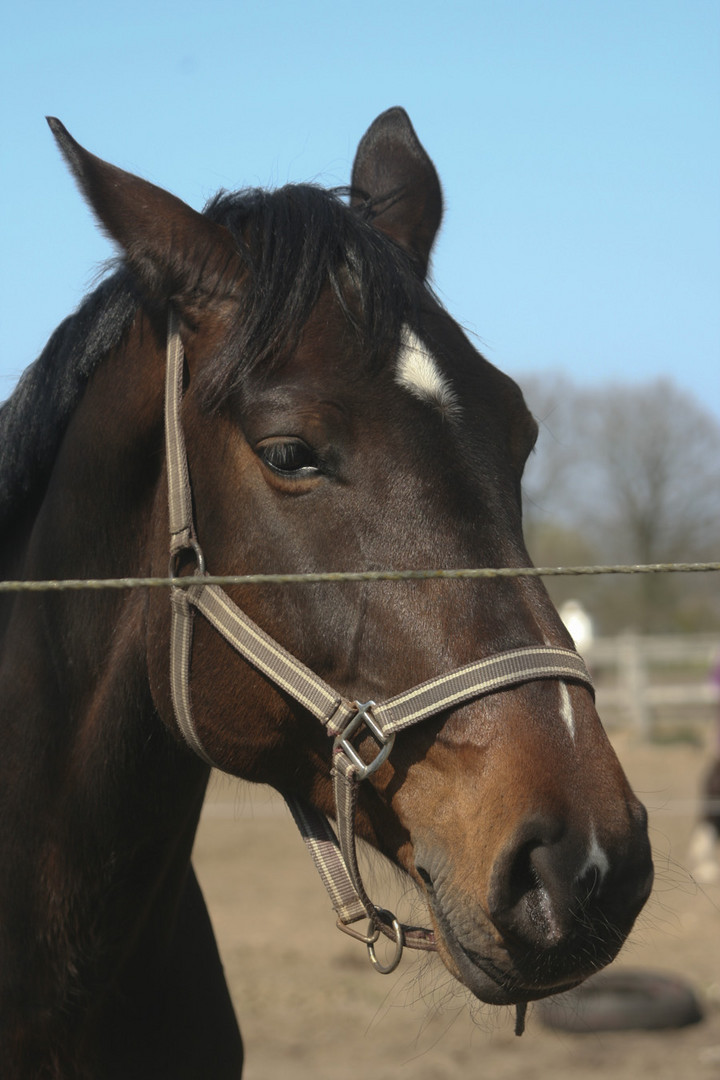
[351,107,443,278]
[47,118,241,317]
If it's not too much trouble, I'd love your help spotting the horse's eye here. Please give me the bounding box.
[257,438,320,477]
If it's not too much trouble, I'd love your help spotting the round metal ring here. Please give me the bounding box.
[168,540,206,580]
[367,915,404,974]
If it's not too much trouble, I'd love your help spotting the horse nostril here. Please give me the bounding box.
[487,841,543,939]
[489,815,653,959]
[488,821,568,947]
[507,840,542,903]
[489,815,562,900]
[416,866,434,893]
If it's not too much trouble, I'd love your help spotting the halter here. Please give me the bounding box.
[164,309,594,974]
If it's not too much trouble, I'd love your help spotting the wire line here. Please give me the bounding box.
[1,562,718,593]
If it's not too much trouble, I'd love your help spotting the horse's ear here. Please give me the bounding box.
[47,118,240,313]
[351,107,443,278]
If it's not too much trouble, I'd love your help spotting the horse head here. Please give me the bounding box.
[48,109,652,1008]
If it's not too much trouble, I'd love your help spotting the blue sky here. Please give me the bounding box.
[2,0,719,420]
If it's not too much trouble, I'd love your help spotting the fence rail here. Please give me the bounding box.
[587,633,720,737]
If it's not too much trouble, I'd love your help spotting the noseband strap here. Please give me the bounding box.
[164,310,595,967]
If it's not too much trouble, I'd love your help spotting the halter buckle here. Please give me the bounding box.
[333,700,395,780]
[335,919,381,946]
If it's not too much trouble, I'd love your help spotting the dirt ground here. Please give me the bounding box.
[194,727,720,1080]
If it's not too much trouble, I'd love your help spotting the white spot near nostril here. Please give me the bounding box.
[395,326,460,419]
[559,681,575,739]
[577,826,611,886]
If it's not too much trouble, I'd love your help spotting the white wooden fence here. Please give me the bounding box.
[585,633,720,737]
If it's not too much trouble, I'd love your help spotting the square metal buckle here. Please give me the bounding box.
[333,700,395,780]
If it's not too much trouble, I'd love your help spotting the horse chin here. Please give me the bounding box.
[441,938,586,1007]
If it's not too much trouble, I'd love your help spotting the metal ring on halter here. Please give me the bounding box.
[367,911,405,974]
[168,539,206,580]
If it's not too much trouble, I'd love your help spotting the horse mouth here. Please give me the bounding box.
[452,942,586,1006]
[420,877,607,1006]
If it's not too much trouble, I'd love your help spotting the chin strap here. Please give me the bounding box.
[164,308,595,973]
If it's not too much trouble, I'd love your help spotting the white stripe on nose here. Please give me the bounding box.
[559,681,575,739]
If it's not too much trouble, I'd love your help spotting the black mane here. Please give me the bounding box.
[0,183,426,531]
[200,183,424,403]
[0,271,139,531]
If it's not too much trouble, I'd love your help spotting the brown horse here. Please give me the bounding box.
[0,108,652,1078]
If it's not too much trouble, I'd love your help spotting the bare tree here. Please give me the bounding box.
[517,372,584,535]
[518,375,720,631]
[579,379,720,564]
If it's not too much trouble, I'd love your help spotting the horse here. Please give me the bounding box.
[688,660,720,883]
[0,107,653,1078]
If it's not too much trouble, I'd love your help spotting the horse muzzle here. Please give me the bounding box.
[414,801,654,1005]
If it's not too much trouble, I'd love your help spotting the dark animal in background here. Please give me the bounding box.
[689,656,720,883]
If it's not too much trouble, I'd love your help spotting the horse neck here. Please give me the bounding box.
[0,310,210,1003]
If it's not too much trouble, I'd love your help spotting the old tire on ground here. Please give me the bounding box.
[536,970,703,1033]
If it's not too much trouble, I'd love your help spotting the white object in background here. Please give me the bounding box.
[560,599,594,651]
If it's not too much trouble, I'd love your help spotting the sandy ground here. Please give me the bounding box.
[193,729,720,1080]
